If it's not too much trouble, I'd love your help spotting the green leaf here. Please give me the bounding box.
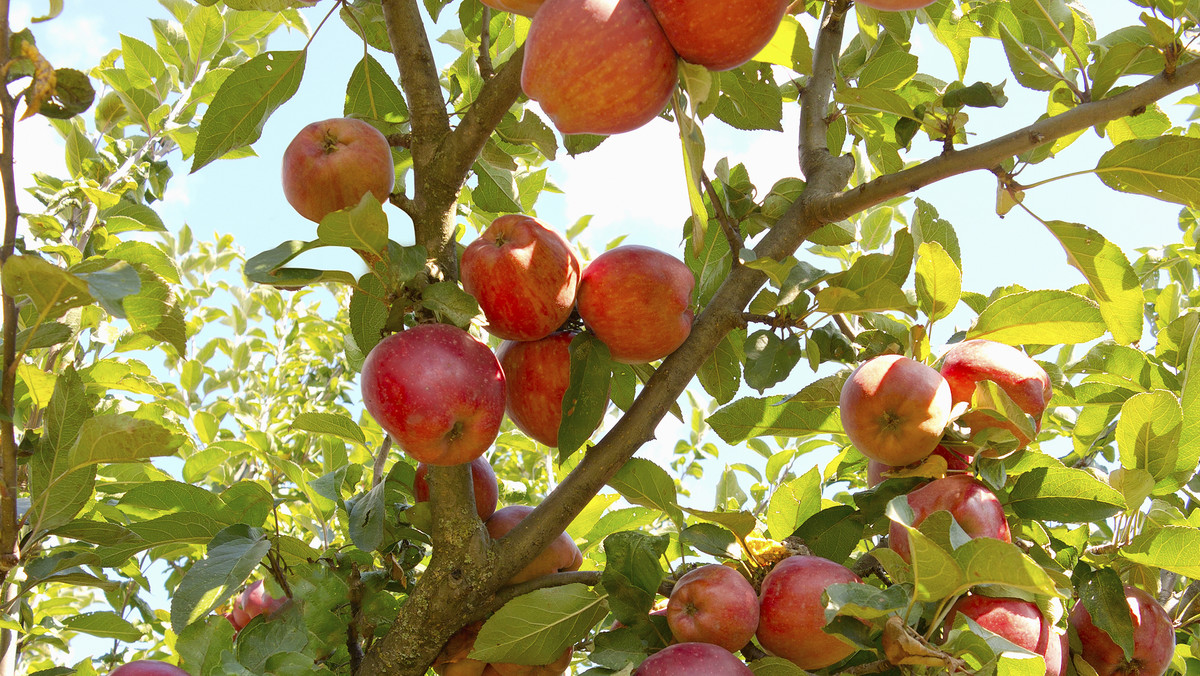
[315,193,389,258]
[752,15,811,74]
[245,241,357,288]
[61,612,142,642]
[470,584,608,663]
[601,531,668,625]
[793,505,864,564]
[999,23,1060,91]
[824,582,910,620]
[915,241,961,321]
[292,412,367,445]
[607,458,682,525]
[743,330,802,393]
[191,50,306,173]
[682,508,758,539]
[1178,329,1200,487]
[420,281,480,328]
[697,329,743,406]
[558,333,612,460]
[766,466,821,540]
[953,538,1061,597]
[122,266,187,356]
[1115,390,1182,487]
[349,271,389,356]
[1122,526,1200,577]
[1075,568,1136,662]
[344,53,407,128]
[1041,221,1142,345]
[858,50,918,90]
[472,159,522,213]
[170,526,272,633]
[679,523,739,558]
[967,290,1106,345]
[750,657,810,676]
[120,34,167,89]
[901,525,965,602]
[815,279,917,317]
[1008,466,1125,522]
[2,256,93,320]
[1096,136,1200,208]
[707,395,843,444]
[714,66,783,131]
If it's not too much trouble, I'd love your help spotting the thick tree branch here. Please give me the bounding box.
[813,56,1200,224]
[381,0,450,160]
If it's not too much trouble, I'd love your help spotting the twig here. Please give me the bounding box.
[799,0,854,187]
[477,6,494,80]
[348,565,365,673]
[372,436,393,489]
[741,313,806,330]
[700,173,744,256]
[837,659,892,675]
[0,0,21,576]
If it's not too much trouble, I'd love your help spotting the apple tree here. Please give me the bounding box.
[3,0,1200,675]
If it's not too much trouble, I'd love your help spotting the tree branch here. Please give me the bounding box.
[0,0,21,576]
[813,57,1200,224]
[799,0,853,187]
[381,0,450,160]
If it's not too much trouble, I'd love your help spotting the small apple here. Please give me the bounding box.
[666,564,759,652]
[522,0,679,135]
[480,0,545,16]
[1070,585,1175,676]
[635,642,753,675]
[947,594,1048,654]
[644,0,789,71]
[939,339,1052,450]
[855,0,936,9]
[461,215,581,342]
[361,324,506,466]
[227,579,286,631]
[486,505,583,585]
[110,662,190,676]
[867,444,972,487]
[888,475,1011,563]
[839,355,952,467]
[576,246,695,364]
[414,456,500,521]
[281,117,395,223]
[498,331,608,447]
[757,555,862,670]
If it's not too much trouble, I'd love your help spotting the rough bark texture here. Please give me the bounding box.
[356,1,1200,673]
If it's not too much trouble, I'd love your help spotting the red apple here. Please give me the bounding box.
[947,594,1048,655]
[110,662,190,676]
[867,444,972,487]
[281,117,395,223]
[939,339,1053,450]
[757,555,862,670]
[1070,585,1175,676]
[888,475,1011,563]
[855,0,936,9]
[635,643,753,675]
[1045,628,1068,676]
[839,355,952,467]
[666,564,759,652]
[644,0,789,71]
[498,332,609,447]
[480,0,545,16]
[228,579,286,631]
[461,215,581,342]
[486,505,583,584]
[576,246,695,364]
[522,0,679,135]
[361,324,506,466]
[414,456,500,521]
[488,647,573,676]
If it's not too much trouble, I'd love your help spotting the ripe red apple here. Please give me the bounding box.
[361,324,506,466]
[110,662,190,676]
[522,0,679,135]
[461,215,581,342]
[486,505,583,585]
[480,0,545,16]
[645,0,789,71]
[888,475,1011,563]
[1044,628,1068,676]
[413,456,500,521]
[227,579,286,631]
[855,0,936,9]
[1070,585,1175,676]
[947,594,1048,655]
[939,339,1053,450]
[839,355,952,467]
[666,564,759,652]
[757,555,862,670]
[281,117,395,223]
[576,246,695,364]
[867,444,972,487]
[635,643,753,675]
[498,331,609,447]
